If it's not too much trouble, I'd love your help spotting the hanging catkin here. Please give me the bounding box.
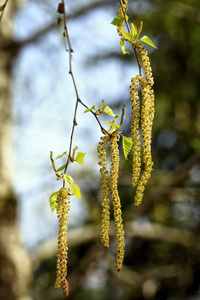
[109,134,125,271]
[55,187,70,297]
[97,135,110,247]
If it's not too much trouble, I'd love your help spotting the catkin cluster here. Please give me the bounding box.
[130,42,155,207]
[97,135,110,248]
[97,133,125,271]
[55,187,71,297]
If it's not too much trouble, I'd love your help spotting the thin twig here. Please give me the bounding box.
[61,0,109,184]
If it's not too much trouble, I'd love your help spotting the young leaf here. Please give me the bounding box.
[111,15,124,27]
[121,30,136,43]
[84,105,96,113]
[56,164,66,172]
[103,106,116,117]
[136,21,143,38]
[103,121,121,130]
[63,174,73,191]
[49,191,59,214]
[140,35,157,49]
[120,38,130,55]
[72,146,78,159]
[73,184,81,199]
[75,152,86,165]
[131,23,138,36]
[56,151,68,159]
[122,136,132,160]
[100,99,105,112]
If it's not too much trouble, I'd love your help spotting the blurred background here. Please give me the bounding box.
[0,0,200,299]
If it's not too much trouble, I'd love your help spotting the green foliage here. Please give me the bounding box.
[56,151,68,159]
[103,106,116,117]
[111,15,124,27]
[140,35,157,48]
[84,100,116,117]
[75,152,86,164]
[63,174,73,191]
[121,29,137,43]
[73,184,81,198]
[120,38,130,54]
[103,120,121,132]
[84,105,96,113]
[100,99,105,111]
[122,136,132,160]
[49,191,59,213]
[56,164,66,172]
[111,13,156,54]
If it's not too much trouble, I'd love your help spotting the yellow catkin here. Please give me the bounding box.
[137,41,154,87]
[130,75,142,187]
[109,134,125,272]
[128,41,155,207]
[134,79,155,207]
[97,135,110,247]
[55,187,70,297]
[118,0,128,19]
[117,0,128,38]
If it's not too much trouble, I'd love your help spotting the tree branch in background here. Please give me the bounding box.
[0,0,114,52]
[0,0,9,23]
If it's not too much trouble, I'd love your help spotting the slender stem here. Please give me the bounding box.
[61,0,110,185]
[62,0,80,183]
[119,0,142,76]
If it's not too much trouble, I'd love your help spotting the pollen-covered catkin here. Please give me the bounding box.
[137,41,154,87]
[109,134,125,272]
[117,0,128,39]
[97,135,110,247]
[134,77,154,207]
[118,0,128,20]
[130,75,142,187]
[55,187,70,297]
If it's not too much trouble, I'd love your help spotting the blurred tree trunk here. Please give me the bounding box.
[0,1,32,300]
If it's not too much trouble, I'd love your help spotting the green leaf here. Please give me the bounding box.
[122,136,132,160]
[56,164,66,172]
[84,105,96,113]
[140,35,157,48]
[56,151,68,159]
[103,121,121,130]
[120,38,130,55]
[49,191,59,214]
[63,174,73,191]
[100,99,105,112]
[72,146,78,159]
[136,21,143,38]
[131,23,138,36]
[75,152,86,165]
[121,30,136,43]
[73,184,81,199]
[103,106,116,117]
[111,15,124,27]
